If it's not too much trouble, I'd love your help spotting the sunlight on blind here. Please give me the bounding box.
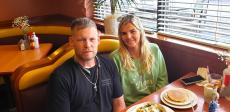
[93,0,230,47]
[93,0,157,33]
[158,0,230,46]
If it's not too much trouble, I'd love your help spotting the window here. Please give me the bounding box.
[158,0,230,46]
[93,0,158,33]
[93,0,230,46]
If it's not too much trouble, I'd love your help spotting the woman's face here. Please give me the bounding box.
[120,22,141,49]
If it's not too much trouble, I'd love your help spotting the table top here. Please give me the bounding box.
[125,72,229,112]
[0,43,52,75]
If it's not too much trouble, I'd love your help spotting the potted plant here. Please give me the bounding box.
[12,16,31,49]
[95,0,136,35]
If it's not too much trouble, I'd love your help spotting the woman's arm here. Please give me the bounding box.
[154,45,168,90]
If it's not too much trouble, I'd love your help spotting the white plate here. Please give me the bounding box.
[162,89,192,106]
[160,88,198,109]
[126,102,174,112]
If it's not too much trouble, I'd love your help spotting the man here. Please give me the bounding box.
[47,17,126,112]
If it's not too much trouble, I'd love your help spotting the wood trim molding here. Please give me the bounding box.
[149,33,229,55]
[0,14,74,29]
[0,26,71,38]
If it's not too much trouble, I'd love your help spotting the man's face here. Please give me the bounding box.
[69,27,99,62]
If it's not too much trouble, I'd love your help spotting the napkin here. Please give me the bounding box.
[196,67,209,86]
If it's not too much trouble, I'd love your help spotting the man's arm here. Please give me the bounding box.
[113,95,126,112]
[108,57,126,112]
[47,72,70,112]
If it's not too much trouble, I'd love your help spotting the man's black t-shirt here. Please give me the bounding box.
[48,55,123,112]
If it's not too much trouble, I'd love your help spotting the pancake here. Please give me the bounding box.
[167,89,187,102]
[163,93,191,105]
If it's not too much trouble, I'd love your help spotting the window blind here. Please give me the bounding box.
[93,0,230,46]
[93,0,158,33]
[158,0,230,45]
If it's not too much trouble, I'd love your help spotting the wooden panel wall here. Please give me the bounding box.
[0,0,58,21]
[0,0,92,22]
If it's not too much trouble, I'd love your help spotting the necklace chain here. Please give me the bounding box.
[79,67,99,92]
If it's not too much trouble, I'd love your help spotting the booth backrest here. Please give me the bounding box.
[11,43,73,112]
[11,37,119,112]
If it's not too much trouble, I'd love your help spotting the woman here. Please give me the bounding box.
[110,14,168,105]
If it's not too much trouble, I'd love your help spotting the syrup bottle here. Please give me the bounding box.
[31,32,39,49]
[222,65,230,100]
[223,65,230,87]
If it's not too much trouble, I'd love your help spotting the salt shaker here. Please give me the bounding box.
[208,100,219,112]
[18,39,25,51]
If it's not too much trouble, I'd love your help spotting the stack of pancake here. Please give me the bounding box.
[160,88,197,108]
[166,89,188,103]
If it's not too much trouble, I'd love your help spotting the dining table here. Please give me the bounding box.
[125,72,229,112]
[0,43,52,111]
[0,43,52,76]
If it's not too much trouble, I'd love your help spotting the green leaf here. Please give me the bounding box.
[94,0,136,14]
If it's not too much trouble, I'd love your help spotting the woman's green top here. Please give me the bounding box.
[110,43,168,106]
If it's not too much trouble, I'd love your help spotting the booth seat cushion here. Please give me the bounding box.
[98,39,119,52]
[19,49,75,90]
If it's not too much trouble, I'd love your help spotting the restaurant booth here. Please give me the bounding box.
[0,0,229,111]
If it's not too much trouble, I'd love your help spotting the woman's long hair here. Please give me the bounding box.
[118,14,154,74]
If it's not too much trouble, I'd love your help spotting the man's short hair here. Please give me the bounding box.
[71,17,97,31]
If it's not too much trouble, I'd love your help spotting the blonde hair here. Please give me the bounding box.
[118,14,154,74]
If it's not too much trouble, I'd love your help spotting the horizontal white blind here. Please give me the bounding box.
[94,0,230,45]
[93,0,157,33]
[158,0,230,44]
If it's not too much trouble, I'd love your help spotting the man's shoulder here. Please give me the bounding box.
[52,58,74,78]
[57,58,74,70]
[97,55,117,70]
[97,55,113,64]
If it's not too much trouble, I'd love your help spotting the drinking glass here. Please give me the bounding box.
[209,73,222,92]
[204,83,219,103]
